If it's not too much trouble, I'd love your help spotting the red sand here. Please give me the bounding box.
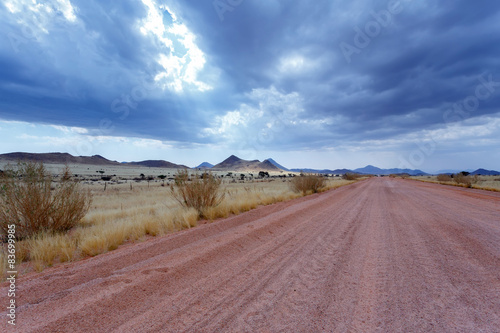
[2,177,500,332]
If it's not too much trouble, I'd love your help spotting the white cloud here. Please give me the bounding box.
[55,0,77,22]
[3,0,78,36]
[203,86,336,151]
[131,138,173,149]
[50,125,88,134]
[139,0,210,92]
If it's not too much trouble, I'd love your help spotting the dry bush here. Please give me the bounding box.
[0,162,92,239]
[342,173,361,181]
[453,173,473,187]
[170,169,224,216]
[437,174,452,182]
[290,174,326,195]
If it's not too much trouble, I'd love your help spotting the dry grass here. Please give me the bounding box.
[411,175,500,192]
[0,249,6,281]
[2,175,358,277]
[29,233,78,271]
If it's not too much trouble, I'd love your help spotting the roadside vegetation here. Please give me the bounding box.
[342,172,363,180]
[0,162,92,239]
[411,173,500,192]
[0,164,359,278]
[170,169,225,217]
[289,174,327,195]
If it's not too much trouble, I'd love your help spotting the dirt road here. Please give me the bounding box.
[2,178,500,332]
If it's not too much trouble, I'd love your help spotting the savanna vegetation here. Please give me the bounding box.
[0,163,358,278]
[412,173,500,191]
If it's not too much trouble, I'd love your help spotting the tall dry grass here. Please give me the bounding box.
[411,175,500,192]
[0,249,6,281]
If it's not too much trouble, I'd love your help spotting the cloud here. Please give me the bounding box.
[0,0,215,142]
[203,86,340,152]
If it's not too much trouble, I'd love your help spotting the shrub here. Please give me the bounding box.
[290,174,326,195]
[453,173,472,187]
[0,162,92,240]
[342,173,360,180]
[170,169,225,217]
[437,174,452,182]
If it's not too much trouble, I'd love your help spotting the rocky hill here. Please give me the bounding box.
[211,155,282,171]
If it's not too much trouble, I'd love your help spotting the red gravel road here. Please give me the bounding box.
[2,177,500,332]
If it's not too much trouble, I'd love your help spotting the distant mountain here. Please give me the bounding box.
[0,152,188,169]
[264,158,289,171]
[354,165,384,174]
[212,155,281,171]
[125,160,188,169]
[354,165,427,176]
[289,168,355,174]
[0,152,120,166]
[470,168,500,176]
[195,162,214,169]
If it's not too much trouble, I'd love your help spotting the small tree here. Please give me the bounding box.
[0,162,92,240]
[170,169,225,217]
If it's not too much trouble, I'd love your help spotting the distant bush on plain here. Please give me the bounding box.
[0,162,92,240]
[170,169,225,217]
[342,173,361,181]
[452,172,480,188]
[437,174,453,182]
[290,174,326,195]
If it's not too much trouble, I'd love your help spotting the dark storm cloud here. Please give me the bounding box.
[1,0,499,150]
[0,0,208,144]
[176,0,500,144]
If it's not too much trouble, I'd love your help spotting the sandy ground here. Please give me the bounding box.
[1,177,500,332]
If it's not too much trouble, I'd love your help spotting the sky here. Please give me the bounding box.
[0,0,499,173]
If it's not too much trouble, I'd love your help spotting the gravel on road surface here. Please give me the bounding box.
[2,177,500,332]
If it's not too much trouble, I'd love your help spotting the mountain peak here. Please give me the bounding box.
[264,158,289,171]
[223,155,242,163]
[195,162,214,169]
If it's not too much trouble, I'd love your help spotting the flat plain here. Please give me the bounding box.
[1,177,499,332]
